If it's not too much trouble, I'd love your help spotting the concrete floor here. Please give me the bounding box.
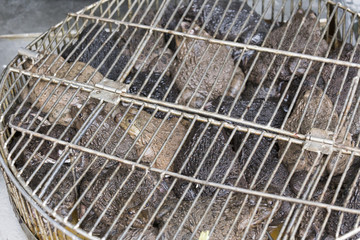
[0,0,359,239]
[0,0,96,72]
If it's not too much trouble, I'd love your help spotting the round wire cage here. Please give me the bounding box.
[1,0,360,239]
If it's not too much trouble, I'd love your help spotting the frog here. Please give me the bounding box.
[80,208,159,240]
[5,102,49,131]
[206,96,286,127]
[325,162,360,240]
[62,23,130,81]
[239,64,325,103]
[173,21,245,108]
[172,121,247,200]
[6,106,78,219]
[248,8,329,83]
[22,54,104,126]
[155,193,272,239]
[162,0,270,67]
[19,162,76,219]
[70,99,138,176]
[79,165,168,238]
[239,135,293,224]
[294,180,336,239]
[290,166,360,239]
[80,209,115,238]
[118,4,174,75]
[321,43,360,135]
[121,5,157,55]
[116,108,188,171]
[132,32,174,76]
[240,79,282,100]
[279,87,353,176]
[205,96,287,150]
[278,75,326,113]
[124,71,180,118]
[205,95,292,223]
[7,122,77,168]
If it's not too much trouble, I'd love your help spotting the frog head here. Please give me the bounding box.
[117,108,151,139]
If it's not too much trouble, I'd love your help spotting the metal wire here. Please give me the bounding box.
[1,0,360,239]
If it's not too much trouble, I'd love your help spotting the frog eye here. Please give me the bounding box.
[128,208,135,214]
[127,118,132,123]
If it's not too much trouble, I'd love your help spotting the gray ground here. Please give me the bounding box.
[0,0,97,73]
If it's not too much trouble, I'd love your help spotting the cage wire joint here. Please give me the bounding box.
[303,128,334,154]
[18,48,43,65]
[91,78,129,104]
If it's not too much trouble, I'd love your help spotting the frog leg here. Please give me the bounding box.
[179,88,195,106]
[228,67,245,98]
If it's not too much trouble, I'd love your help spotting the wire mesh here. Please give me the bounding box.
[1,0,360,239]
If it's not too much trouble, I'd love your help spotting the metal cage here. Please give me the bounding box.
[1,0,360,239]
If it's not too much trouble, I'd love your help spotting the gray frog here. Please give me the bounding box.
[205,96,291,224]
[248,9,328,83]
[80,209,159,240]
[9,124,77,167]
[121,6,174,76]
[321,43,360,135]
[279,87,352,176]
[289,167,360,239]
[325,160,360,240]
[172,121,247,200]
[7,103,77,167]
[70,100,138,176]
[133,31,174,76]
[156,193,272,240]
[22,54,103,126]
[19,162,76,219]
[173,22,244,108]
[79,166,168,239]
[294,180,336,239]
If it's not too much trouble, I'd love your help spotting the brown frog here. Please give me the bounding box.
[156,193,272,239]
[117,108,188,171]
[22,54,103,126]
[248,9,328,83]
[173,22,244,108]
[279,87,352,176]
[79,166,168,238]
[70,100,138,176]
[161,0,270,67]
